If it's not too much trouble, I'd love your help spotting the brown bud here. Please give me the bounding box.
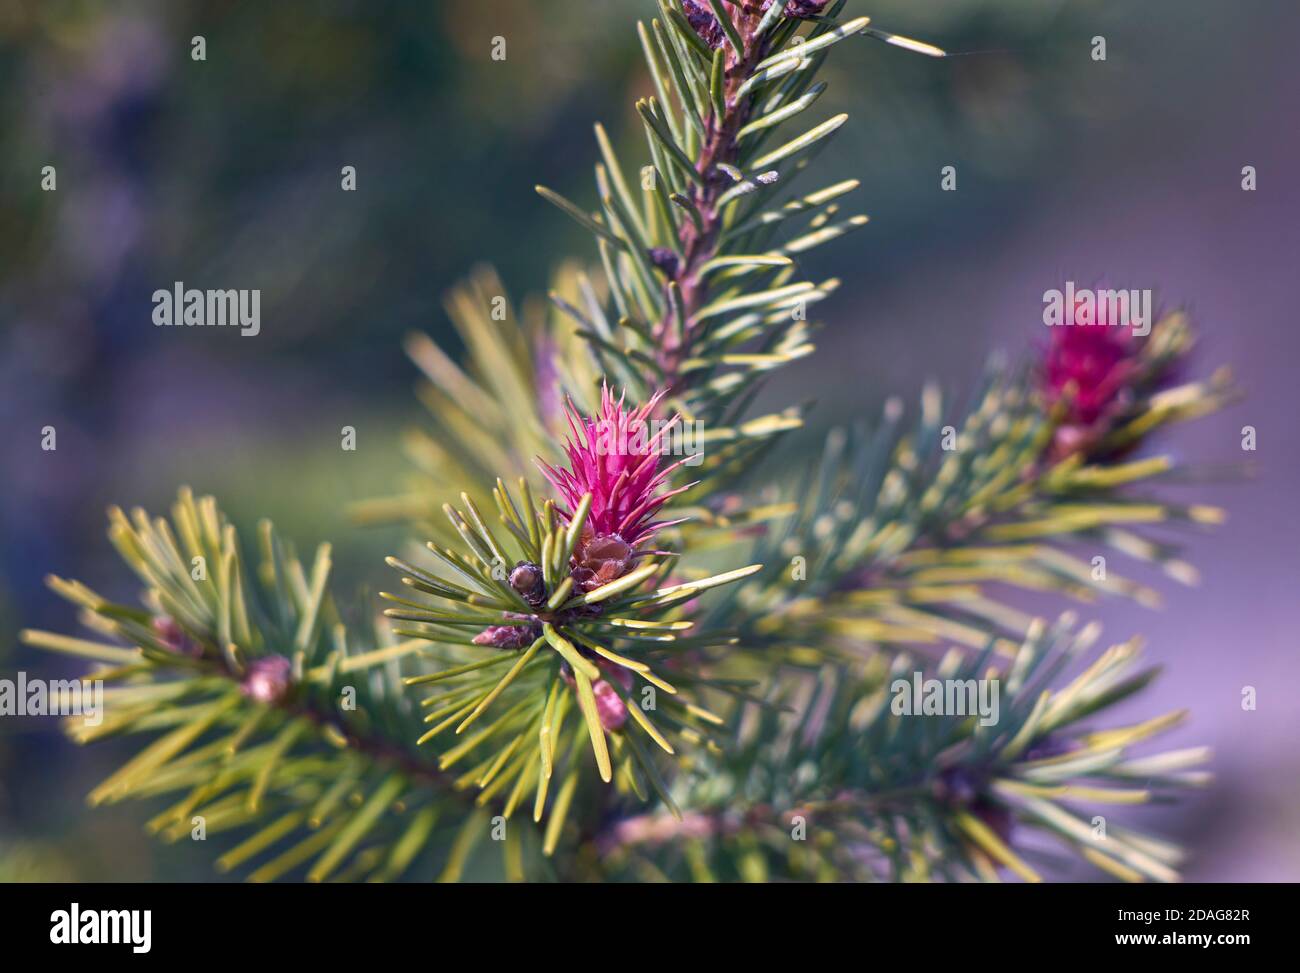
[509,561,547,608]
[571,531,633,592]
[472,623,539,650]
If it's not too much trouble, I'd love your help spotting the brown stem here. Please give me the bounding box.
[655,5,774,385]
[197,651,470,800]
[590,786,937,854]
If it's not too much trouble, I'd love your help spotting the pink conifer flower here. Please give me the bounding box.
[538,384,693,591]
[1041,296,1143,459]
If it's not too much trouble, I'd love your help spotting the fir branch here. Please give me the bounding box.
[382,406,760,831]
[28,3,1245,885]
[712,310,1239,661]
[536,0,945,457]
[22,489,544,882]
[589,615,1207,882]
[350,4,1237,882]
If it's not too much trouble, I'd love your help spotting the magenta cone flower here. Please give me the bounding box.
[538,385,691,591]
[1042,300,1142,458]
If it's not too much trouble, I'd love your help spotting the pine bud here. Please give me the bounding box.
[561,661,634,731]
[509,561,547,608]
[681,1,726,49]
[151,615,203,658]
[472,623,539,649]
[592,678,630,731]
[571,530,634,592]
[775,0,830,18]
[648,247,680,278]
[747,0,831,19]
[241,654,293,704]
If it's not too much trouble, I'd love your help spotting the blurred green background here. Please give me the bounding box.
[2,0,1297,880]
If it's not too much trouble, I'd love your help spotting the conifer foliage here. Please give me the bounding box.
[25,2,1236,882]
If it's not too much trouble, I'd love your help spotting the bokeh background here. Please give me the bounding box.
[1,0,1297,880]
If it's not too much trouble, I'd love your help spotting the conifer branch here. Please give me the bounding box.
[535,0,937,460]
[22,490,543,881]
[589,616,1206,882]
[26,2,1245,884]
[712,310,1239,666]
[350,2,1238,882]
